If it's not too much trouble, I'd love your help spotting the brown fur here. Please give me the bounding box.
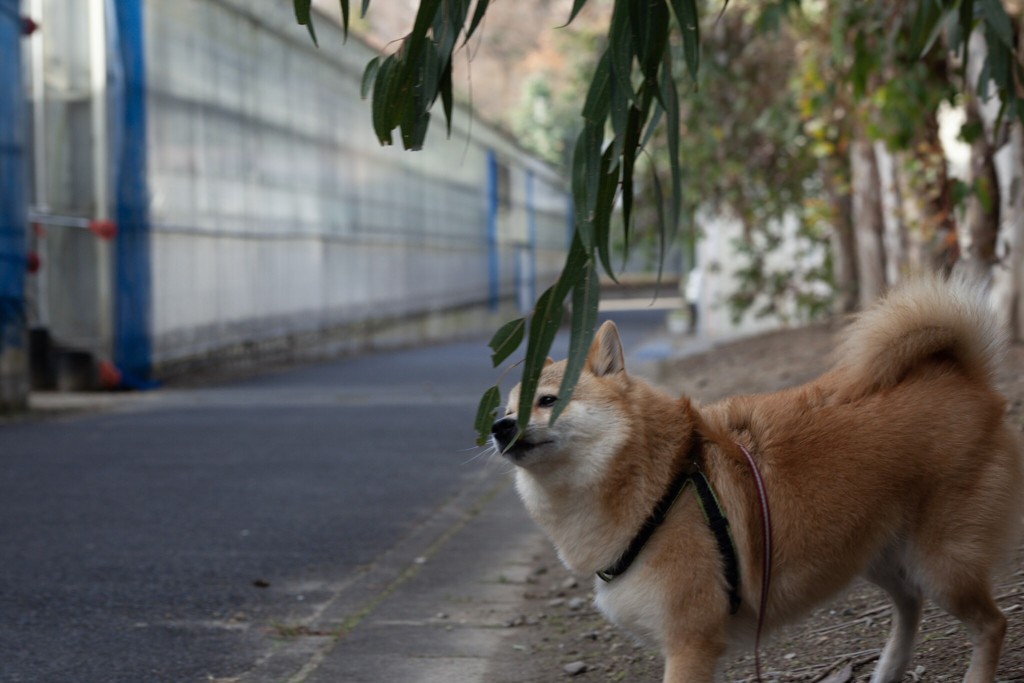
[496,275,1023,683]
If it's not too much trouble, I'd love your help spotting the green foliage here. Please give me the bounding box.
[295,0,461,149]
[473,385,501,446]
[552,242,601,424]
[797,0,963,281]
[631,1,825,325]
[913,0,1024,125]
[488,318,525,368]
[866,64,955,150]
[293,0,1024,446]
[676,3,816,232]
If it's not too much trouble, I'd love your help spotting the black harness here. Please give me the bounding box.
[596,437,742,615]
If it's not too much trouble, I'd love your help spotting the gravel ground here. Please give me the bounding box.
[486,323,1024,682]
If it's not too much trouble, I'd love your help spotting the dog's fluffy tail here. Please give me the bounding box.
[834,273,1006,397]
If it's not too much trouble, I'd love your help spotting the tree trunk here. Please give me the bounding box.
[961,26,1023,340]
[963,99,1001,265]
[828,188,859,314]
[821,152,859,313]
[892,120,956,278]
[850,136,887,308]
[1002,123,1024,339]
[873,142,907,285]
[1008,18,1024,340]
[957,94,1001,291]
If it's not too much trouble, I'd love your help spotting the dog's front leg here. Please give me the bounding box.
[662,639,724,683]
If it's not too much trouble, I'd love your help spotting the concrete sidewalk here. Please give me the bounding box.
[232,465,546,683]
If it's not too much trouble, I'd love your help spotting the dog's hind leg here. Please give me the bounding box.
[865,558,923,683]
[916,437,1019,682]
[927,576,1006,683]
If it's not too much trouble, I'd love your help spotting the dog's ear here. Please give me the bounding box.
[585,321,626,377]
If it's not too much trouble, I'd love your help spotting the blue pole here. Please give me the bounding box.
[486,150,499,311]
[0,0,28,407]
[525,168,536,308]
[112,0,152,383]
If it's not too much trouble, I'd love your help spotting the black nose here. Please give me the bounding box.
[491,416,519,449]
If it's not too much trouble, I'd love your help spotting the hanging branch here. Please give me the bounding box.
[292,0,1024,445]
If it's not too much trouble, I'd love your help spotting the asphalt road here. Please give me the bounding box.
[0,309,666,683]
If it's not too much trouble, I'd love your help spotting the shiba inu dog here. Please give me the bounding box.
[492,275,1023,683]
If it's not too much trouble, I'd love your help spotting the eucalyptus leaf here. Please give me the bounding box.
[433,0,468,67]
[517,285,566,431]
[562,0,590,28]
[946,4,965,60]
[621,104,643,248]
[292,0,319,48]
[571,128,595,251]
[551,257,600,424]
[421,40,442,110]
[669,0,700,82]
[642,102,664,148]
[371,56,398,145]
[474,385,501,446]
[339,0,350,40]
[608,0,635,103]
[956,0,972,66]
[917,10,946,59]
[984,21,1012,97]
[573,122,604,248]
[582,51,613,124]
[631,0,670,82]
[909,0,946,57]
[609,72,629,163]
[514,234,589,429]
[593,147,620,281]
[466,0,491,41]
[293,0,311,24]
[583,122,604,217]
[489,318,526,367]
[976,53,992,101]
[557,232,590,301]
[440,58,454,135]
[401,110,431,150]
[361,57,380,99]
[950,0,966,62]
[402,0,444,90]
[980,0,1014,50]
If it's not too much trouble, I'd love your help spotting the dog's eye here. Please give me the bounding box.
[537,394,558,408]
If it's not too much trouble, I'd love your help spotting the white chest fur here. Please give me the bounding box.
[593,567,668,647]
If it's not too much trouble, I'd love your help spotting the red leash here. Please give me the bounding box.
[736,442,772,683]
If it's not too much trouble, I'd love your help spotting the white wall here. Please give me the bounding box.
[697,211,830,340]
[143,0,568,366]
